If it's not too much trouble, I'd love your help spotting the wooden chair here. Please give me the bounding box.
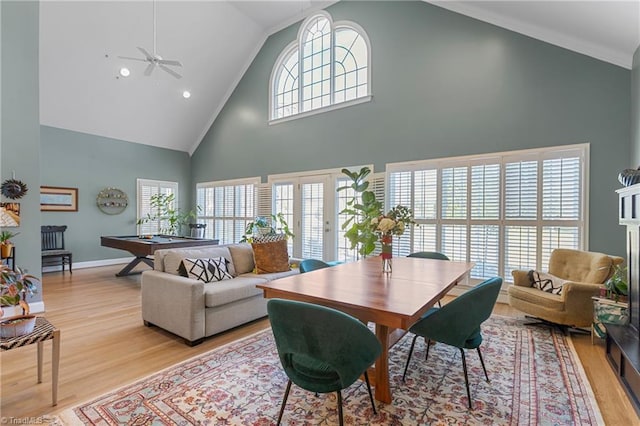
[41,225,72,274]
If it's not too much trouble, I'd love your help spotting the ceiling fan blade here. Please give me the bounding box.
[137,47,154,61]
[144,63,155,76]
[157,59,182,67]
[159,64,182,79]
[118,56,148,63]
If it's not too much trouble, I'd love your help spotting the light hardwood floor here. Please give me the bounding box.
[1,265,639,424]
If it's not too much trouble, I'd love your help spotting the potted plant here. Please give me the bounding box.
[136,193,201,236]
[0,265,38,338]
[604,264,628,302]
[0,230,18,258]
[240,213,294,243]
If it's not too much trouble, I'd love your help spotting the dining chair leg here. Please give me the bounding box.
[460,349,472,409]
[402,334,419,381]
[277,380,292,425]
[337,390,344,426]
[364,371,377,414]
[477,347,489,382]
[425,338,431,361]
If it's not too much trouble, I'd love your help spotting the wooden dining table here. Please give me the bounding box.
[256,255,475,403]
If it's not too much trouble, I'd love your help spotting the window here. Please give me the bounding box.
[196,178,260,245]
[270,11,371,122]
[137,179,178,235]
[387,144,588,283]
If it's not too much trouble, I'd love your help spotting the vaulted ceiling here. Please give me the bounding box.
[39,1,640,155]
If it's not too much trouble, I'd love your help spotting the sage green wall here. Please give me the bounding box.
[1,1,42,303]
[632,45,640,166]
[40,126,191,262]
[191,0,631,258]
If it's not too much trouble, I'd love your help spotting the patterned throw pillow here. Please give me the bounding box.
[251,238,290,274]
[528,270,567,295]
[178,257,233,283]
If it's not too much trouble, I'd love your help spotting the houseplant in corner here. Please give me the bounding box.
[136,193,201,236]
[0,264,38,338]
[0,230,18,258]
[604,264,628,302]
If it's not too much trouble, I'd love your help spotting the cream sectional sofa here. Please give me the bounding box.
[141,243,298,345]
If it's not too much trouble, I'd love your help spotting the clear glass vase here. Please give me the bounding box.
[381,235,392,273]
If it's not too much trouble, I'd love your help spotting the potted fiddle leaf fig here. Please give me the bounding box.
[0,265,38,338]
[337,167,383,257]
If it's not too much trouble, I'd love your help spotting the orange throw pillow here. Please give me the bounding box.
[252,239,290,274]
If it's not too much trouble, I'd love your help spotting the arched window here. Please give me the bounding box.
[271,11,371,122]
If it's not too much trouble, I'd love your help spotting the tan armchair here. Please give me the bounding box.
[508,249,624,328]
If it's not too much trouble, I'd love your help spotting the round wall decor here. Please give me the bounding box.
[1,179,28,199]
[97,187,128,215]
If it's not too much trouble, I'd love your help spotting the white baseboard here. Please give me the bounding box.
[42,257,132,273]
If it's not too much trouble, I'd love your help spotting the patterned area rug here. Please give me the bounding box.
[52,316,603,425]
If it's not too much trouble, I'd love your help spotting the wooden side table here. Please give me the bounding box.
[0,317,60,405]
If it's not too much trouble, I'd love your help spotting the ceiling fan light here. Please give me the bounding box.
[182,91,191,99]
[119,67,130,77]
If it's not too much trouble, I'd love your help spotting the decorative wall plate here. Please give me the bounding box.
[97,187,128,215]
[1,179,28,199]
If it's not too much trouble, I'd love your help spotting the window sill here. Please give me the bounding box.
[269,95,373,126]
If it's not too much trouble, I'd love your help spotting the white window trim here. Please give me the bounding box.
[269,11,372,124]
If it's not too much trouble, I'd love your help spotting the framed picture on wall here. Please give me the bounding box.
[0,202,20,227]
[40,186,78,211]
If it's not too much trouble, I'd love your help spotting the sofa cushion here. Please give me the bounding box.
[179,257,233,283]
[252,239,290,274]
[228,243,256,275]
[203,276,268,308]
[164,246,236,276]
[239,268,299,281]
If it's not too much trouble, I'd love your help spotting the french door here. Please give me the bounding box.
[272,175,335,260]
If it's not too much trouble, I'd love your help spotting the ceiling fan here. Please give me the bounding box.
[119,0,182,79]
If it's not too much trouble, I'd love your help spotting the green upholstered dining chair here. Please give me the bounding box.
[407,251,450,260]
[267,299,381,425]
[407,251,450,306]
[299,259,331,273]
[401,277,502,409]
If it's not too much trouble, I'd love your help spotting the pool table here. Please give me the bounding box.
[101,235,219,277]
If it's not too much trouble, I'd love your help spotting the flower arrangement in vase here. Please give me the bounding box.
[371,205,415,272]
[0,265,38,338]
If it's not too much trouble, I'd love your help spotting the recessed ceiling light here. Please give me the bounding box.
[119,67,130,77]
[182,90,191,99]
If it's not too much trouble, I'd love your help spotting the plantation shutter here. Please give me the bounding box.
[137,179,178,235]
[469,163,500,278]
[540,155,582,266]
[196,178,259,244]
[503,158,539,275]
